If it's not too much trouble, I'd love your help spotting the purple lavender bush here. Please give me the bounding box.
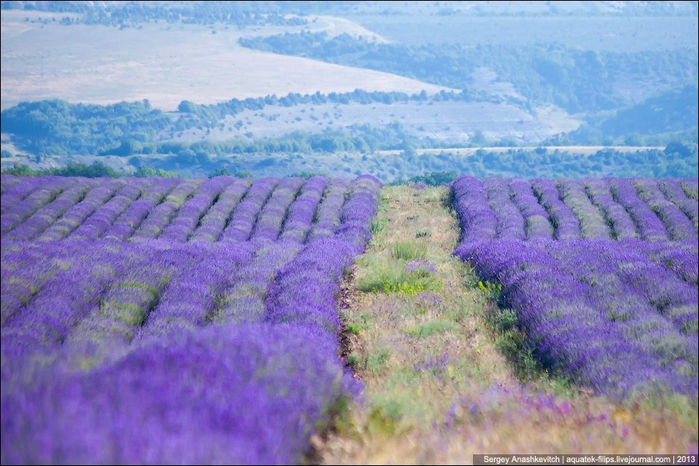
[307,177,351,241]
[451,175,699,399]
[556,178,611,239]
[68,178,154,240]
[483,177,526,241]
[452,176,498,244]
[1,174,382,464]
[454,239,697,399]
[1,323,360,464]
[1,177,71,235]
[38,179,128,241]
[632,178,697,242]
[123,178,193,241]
[508,178,553,240]
[219,177,279,242]
[189,177,253,242]
[279,176,329,243]
[158,176,234,243]
[609,178,670,242]
[583,178,638,240]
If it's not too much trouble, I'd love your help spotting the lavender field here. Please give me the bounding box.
[0,174,382,464]
[2,172,698,463]
[452,176,699,400]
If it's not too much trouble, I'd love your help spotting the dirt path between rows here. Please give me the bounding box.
[312,185,697,464]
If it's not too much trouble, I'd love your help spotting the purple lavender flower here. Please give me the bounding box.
[279,176,329,243]
[451,176,699,399]
[38,179,128,241]
[454,239,697,398]
[1,323,359,464]
[609,178,668,242]
[556,178,611,239]
[405,259,437,276]
[530,178,580,240]
[159,177,233,243]
[452,176,498,244]
[69,178,154,240]
[307,177,351,242]
[484,177,526,240]
[508,178,553,241]
[633,178,697,242]
[5,179,97,241]
[2,177,71,235]
[189,177,253,242]
[1,174,28,195]
[219,178,279,242]
[658,179,698,230]
[249,177,305,243]
[583,178,638,240]
[118,178,191,241]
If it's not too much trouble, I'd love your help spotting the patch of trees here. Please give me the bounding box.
[1,161,179,178]
[446,146,698,179]
[398,171,459,186]
[159,141,696,180]
[2,1,308,28]
[152,126,444,160]
[238,31,698,115]
[0,99,172,156]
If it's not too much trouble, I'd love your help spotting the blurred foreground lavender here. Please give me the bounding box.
[1,174,382,464]
[452,176,698,400]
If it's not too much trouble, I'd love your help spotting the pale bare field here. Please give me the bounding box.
[0,11,448,112]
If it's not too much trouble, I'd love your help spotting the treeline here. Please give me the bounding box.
[238,31,698,114]
[0,99,171,156]
[1,93,484,157]
[157,143,699,181]
[1,161,178,178]
[4,144,696,181]
[2,1,307,28]
[396,171,459,186]
[439,145,698,179]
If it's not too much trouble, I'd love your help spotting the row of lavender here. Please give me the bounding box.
[1,174,383,464]
[452,176,698,399]
[0,174,356,244]
[452,176,697,243]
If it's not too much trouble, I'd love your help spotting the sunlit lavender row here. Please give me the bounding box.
[452,176,698,243]
[1,174,382,464]
[0,174,374,244]
[452,175,699,399]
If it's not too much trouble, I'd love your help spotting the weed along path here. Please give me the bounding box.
[313,185,698,464]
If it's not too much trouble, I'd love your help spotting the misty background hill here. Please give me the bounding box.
[1,1,697,180]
